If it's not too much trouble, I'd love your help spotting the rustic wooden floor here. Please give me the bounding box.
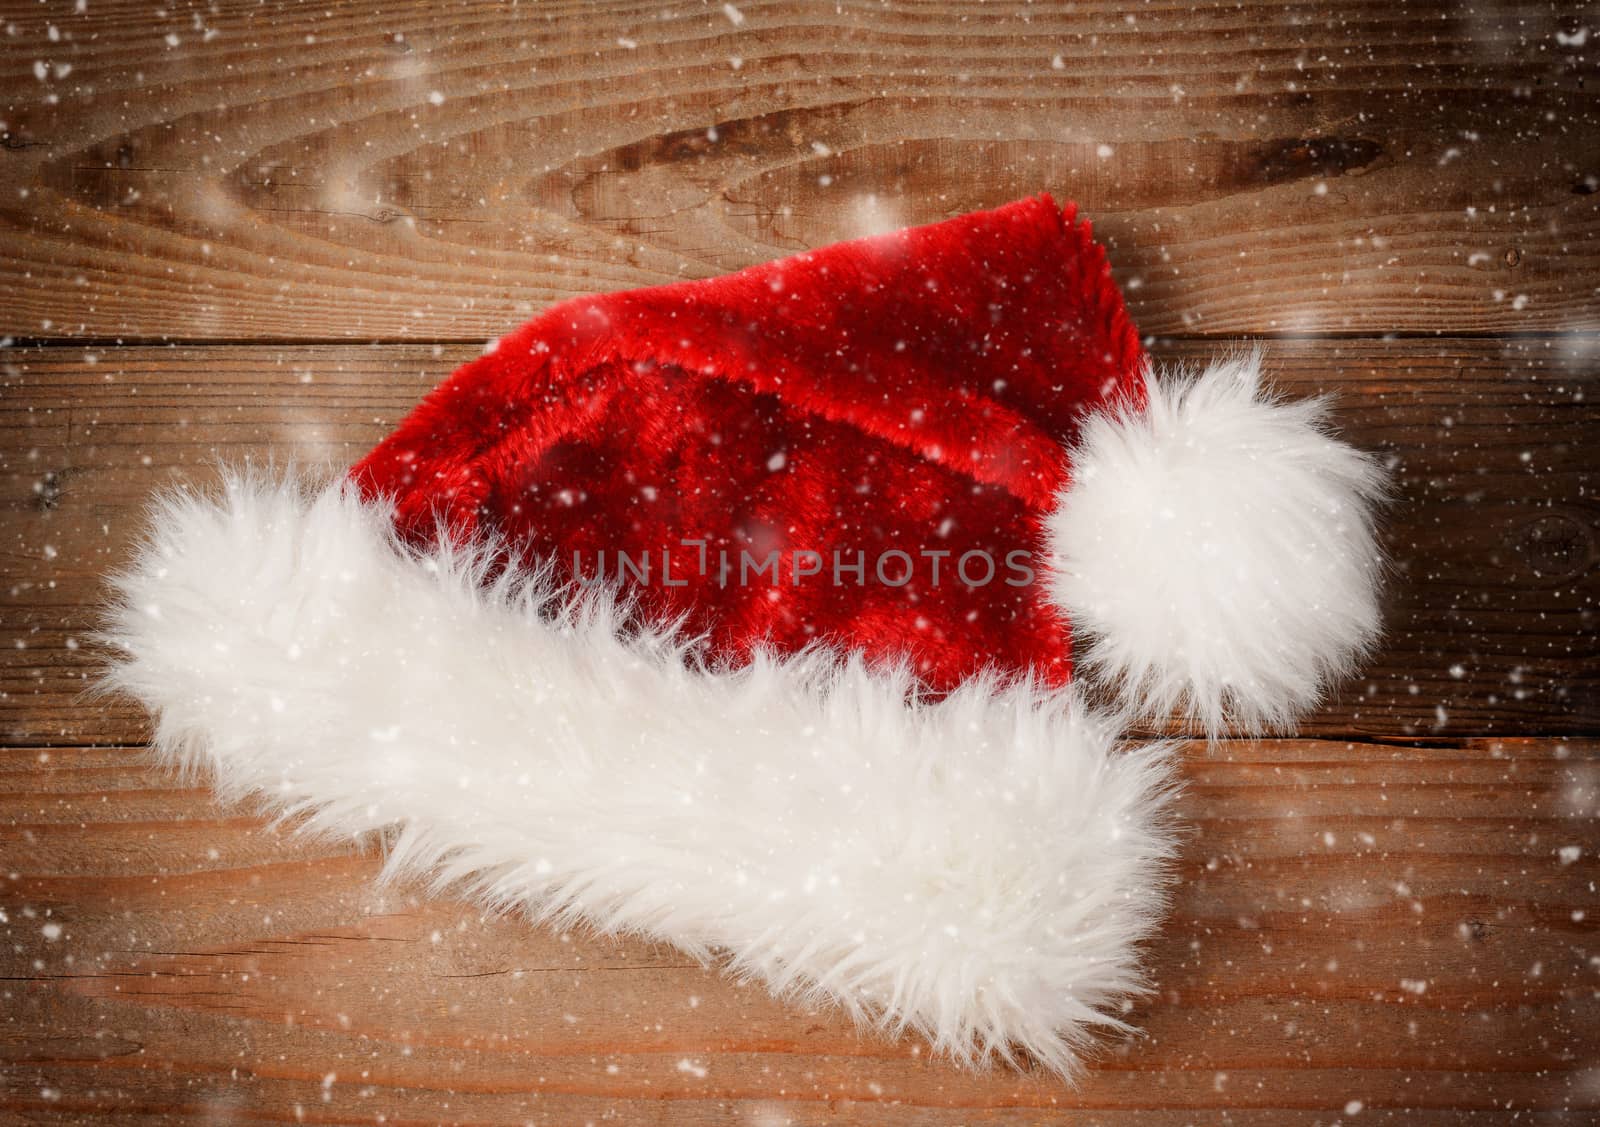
[2,2,1597,1123]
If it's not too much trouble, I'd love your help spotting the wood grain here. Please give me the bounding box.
[2,4,1596,1120]
[1,0,1596,341]
[2,336,1594,745]
[3,737,1596,1122]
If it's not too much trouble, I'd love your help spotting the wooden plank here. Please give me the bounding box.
[0,0,1596,341]
[2,737,1595,1123]
[2,337,1594,745]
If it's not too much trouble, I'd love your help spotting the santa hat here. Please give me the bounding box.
[103,195,1383,1078]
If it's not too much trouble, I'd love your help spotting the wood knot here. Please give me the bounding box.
[33,469,66,512]
[1251,135,1385,186]
[1514,513,1594,582]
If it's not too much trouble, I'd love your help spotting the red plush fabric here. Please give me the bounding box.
[350,195,1145,690]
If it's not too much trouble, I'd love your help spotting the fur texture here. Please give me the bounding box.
[1044,352,1386,736]
[103,473,1180,1079]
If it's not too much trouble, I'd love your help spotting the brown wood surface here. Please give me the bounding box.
[2,0,1598,1122]
[4,737,1598,1123]
[0,0,1596,341]
[2,338,1595,746]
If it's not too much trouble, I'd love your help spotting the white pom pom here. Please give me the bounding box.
[1045,351,1386,736]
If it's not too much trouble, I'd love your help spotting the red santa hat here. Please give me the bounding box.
[104,195,1383,1078]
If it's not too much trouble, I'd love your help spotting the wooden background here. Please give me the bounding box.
[2,1,1597,1122]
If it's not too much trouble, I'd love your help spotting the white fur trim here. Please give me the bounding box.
[103,473,1179,1079]
[1045,352,1385,736]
